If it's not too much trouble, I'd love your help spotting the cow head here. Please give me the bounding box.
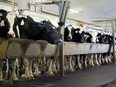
[0,9,8,27]
[64,25,74,41]
[0,9,8,20]
[41,24,60,44]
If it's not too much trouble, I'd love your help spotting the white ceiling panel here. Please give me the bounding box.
[1,0,116,31]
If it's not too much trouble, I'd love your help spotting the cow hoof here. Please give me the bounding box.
[0,81,4,85]
[13,80,20,84]
[30,77,35,80]
[28,77,35,81]
[46,72,54,76]
[25,77,31,81]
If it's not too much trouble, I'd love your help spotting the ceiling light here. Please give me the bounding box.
[69,8,79,13]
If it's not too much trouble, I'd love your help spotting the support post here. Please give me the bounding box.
[18,0,28,10]
[58,0,70,77]
[111,21,116,63]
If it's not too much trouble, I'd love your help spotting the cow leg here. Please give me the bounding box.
[88,55,91,66]
[33,58,41,78]
[10,59,19,84]
[23,58,29,80]
[64,56,68,71]
[15,58,20,77]
[108,55,112,62]
[84,55,88,68]
[102,54,105,64]
[71,56,75,71]
[41,57,47,73]
[0,60,3,84]
[55,58,60,73]
[5,59,8,79]
[46,58,54,76]
[105,55,108,63]
[98,54,102,65]
[91,54,95,67]
[52,59,58,74]
[94,54,100,66]
[28,59,34,80]
[69,56,74,72]
[77,55,82,69]
[5,59,10,80]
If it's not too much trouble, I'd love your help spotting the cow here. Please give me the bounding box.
[64,25,73,41]
[64,25,84,70]
[0,9,17,84]
[13,15,60,44]
[96,32,112,44]
[0,9,10,37]
[12,15,60,79]
[81,31,93,43]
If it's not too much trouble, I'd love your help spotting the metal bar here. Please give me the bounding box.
[58,1,70,77]
[11,0,15,11]
[111,21,116,63]
[28,1,61,5]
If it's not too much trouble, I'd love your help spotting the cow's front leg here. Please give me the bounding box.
[94,54,100,66]
[54,58,60,74]
[108,54,112,62]
[84,55,87,68]
[91,54,95,67]
[69,56,75,72]
[10,59,19,84]
[46,58,54,76]
[89,54,94,67]
[105,55,108,63]
[33,58,41,78]
[52,59,57,74]
[77,55,82,69]
[98,54,102,65]
[0,59,3,84]
[28,59,34,80]
[23,58,29,80]
[15,58,20,77]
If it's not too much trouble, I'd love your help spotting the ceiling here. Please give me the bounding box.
[69,0,116,21]
[67,0,116,31]
[1,0,116,31]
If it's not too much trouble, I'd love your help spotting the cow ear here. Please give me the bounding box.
[27,16,34,21]
[15,16,19,22]
[7,11,10,13]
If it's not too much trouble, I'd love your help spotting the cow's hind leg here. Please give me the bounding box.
[9,59,19,84]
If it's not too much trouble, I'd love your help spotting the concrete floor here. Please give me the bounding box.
[1,63,116,87]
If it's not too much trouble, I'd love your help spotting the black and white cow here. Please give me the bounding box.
[96,33,112,44]
[13,15,60,44]
[64,25,84,70]
[0,9,17,84]
[81,31,92,43]
[12,15,60,79]
[64,25,81,42]
[0,9,10,37]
